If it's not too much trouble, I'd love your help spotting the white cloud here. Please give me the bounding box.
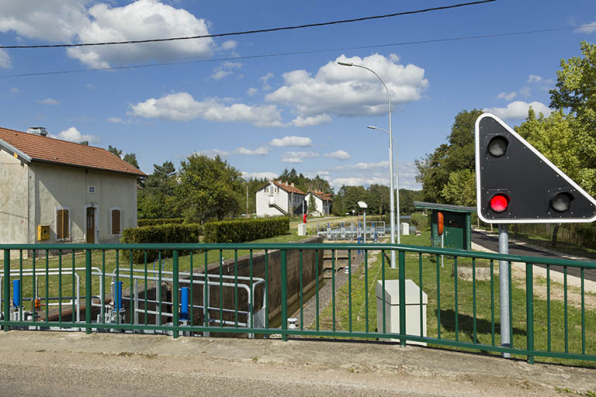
[484,101,553,120]
[234,146,269,156]
[36,98,60,105]
[247,87,258,96]
[259,72,274,90]
[9,87,19,93]
[85,83,96,90]
[330,161,389,172]
[325,150,351,161]
[68,0,214,68]
[54,127,100,143]
[242,171,277,180]
[327,160,421,190]
[211,61,242,80]
[266,53,428,119]
[497,92,516,101]
[281,157,303,163]
[575,22,596,34]
[0,49,11,69]
[282,151,318,163]
[518,86,531,97]
[221,40,237,50]
[107,117,127,123]
[130,92,283,127]
[527,74,543,84]
[331,176,390,189]
[290,114,332,127]
[269,136,312,147]
[198,149,229,158]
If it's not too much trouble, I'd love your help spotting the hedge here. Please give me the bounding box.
[121,223,203,263]
[137,218,185,227]
[204,217,290,243]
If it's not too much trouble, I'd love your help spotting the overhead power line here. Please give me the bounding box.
[0,0,496,49]
[0,26,572,79]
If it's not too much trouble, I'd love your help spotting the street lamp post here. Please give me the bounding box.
[338,61,400,268]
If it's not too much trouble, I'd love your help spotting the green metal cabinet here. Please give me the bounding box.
[415,201,475,251]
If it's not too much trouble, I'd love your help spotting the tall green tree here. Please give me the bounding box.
[176,155,244,223]
[138,161,178,219]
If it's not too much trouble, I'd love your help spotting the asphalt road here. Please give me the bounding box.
[471,229,596,282]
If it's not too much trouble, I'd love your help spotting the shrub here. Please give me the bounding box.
[410,212,429,230]
[137,218,185,227]
[204,217,289,243]
[122,223,203,263]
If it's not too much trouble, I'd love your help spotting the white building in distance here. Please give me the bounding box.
[305,190,333,217]
[256,180,306,217]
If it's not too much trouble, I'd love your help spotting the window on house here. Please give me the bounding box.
[56,208,70,239]
[112,209,121,235]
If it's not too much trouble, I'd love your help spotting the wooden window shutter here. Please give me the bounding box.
[112,210,121,235]
[57,209,69,239]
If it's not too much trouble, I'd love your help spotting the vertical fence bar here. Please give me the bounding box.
[525,263,534,364]
[144,251,147,326]
[19,251,22,322]
[85,249,92,334]
[219,250,223,328]
[547,265,551,352]
[265,250,269,330]
[158,252,162,326]
[490,259,495,347]
[454,256,459,342]
[436,255,441,339]
[250,250,254,330]
[472,258,477,344]
[45,251,49,324]
[234,250,238,329]
[419,253,423,338]
[332,249,336,332]
[315,249,319,332]
[281,249,288,341]
[204,250,209,335]
[299,249,303,330]
[348,249,352,333]
[3,250,9,332]
[116,250,120,326]
[399,250,406,347]
[172,250,179,339]
[364,250,369,333]
[58,250,63,323]
[129,251,134,326]
[564,266,568,353]
[72,250,76,324]
[508,262,513,349]
[581,268,586,355]
[32,252,36,324]
[190,252,194,328]
[382,250,386,334]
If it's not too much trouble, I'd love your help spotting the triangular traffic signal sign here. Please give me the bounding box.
[475,113,596,223]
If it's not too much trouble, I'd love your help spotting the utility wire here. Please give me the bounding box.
[0,0,496,49]
[0,26,572,79]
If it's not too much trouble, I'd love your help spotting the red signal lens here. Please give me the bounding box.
[490,194,509,213]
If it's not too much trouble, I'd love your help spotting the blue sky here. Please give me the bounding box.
[1,0,595,190]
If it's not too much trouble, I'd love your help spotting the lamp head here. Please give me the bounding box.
[338,62,353,67]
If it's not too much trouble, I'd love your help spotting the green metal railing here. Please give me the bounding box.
[1,242,595,364]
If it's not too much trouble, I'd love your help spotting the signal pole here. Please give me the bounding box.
[498,224,511,358]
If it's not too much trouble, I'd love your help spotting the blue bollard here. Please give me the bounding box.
[13,279,21,308]
[116,281,123,311]
[180,287,190,321]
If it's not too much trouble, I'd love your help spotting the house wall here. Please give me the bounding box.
[306,193,329,216]
[0,150,29,246]
[28,163,137,244]
[256,183,288,217]
[289,192,305,216]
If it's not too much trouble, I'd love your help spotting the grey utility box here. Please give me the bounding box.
[376,279,427,346]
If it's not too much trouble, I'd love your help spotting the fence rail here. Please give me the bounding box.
[1,242,595,365]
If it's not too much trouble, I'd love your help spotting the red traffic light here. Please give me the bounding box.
[490,194,509,213]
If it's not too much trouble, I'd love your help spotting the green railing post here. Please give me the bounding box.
[172,250,179,339]
[85,249,92,334]
[3,250,10,332]
[399,250,406,347]
[281,249,288,341]
[526,263,534,364]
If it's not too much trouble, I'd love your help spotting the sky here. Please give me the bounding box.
[0,0,595,191]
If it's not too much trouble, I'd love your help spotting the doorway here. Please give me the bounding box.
[86,207,96,244]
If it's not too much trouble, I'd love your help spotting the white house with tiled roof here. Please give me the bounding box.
[256,180,306,217]
[0,126,146,252]
[305,191,333,216]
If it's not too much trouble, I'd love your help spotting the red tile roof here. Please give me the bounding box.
[0,127,146,177]
[311,190,334,201]
[258,180,306,195]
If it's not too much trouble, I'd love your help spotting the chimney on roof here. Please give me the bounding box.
[27,127,48,137]
[291,182,295,187]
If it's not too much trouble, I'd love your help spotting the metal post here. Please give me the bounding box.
[398,250,406,347]
[363,210,366,244]
[85,249,92,334]
[172,250,179,339]
[498,224,511,358]
[3,250,10,331]
[281,249,288,341]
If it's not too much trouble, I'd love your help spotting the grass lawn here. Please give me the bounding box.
[314,230,596,367]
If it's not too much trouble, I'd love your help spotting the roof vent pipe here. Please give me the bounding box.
[27,127,48,136]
